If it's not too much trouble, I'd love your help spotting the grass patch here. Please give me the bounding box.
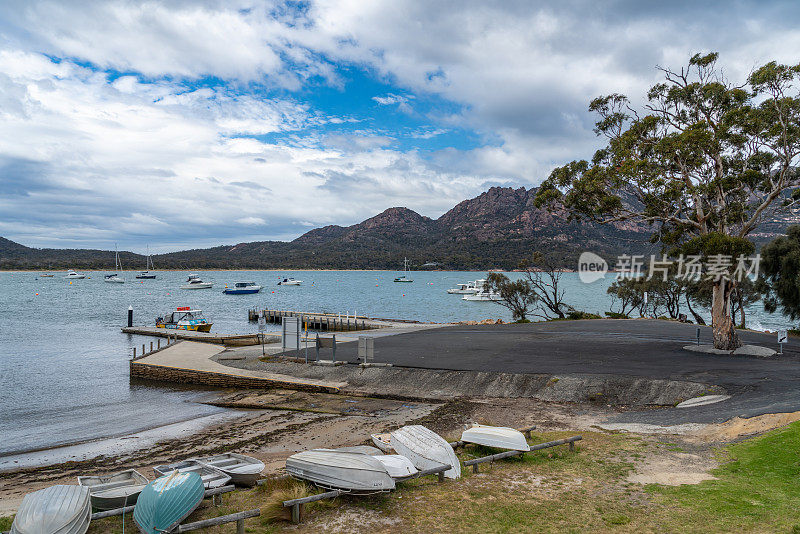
[0,516,13,531]
[650,421,800,531]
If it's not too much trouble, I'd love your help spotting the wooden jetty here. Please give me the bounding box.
[248,309,383,332]
[122,326,277,346]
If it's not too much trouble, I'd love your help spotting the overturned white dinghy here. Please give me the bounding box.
[461,424,530,451]
[390,425,461,479]
[194,453,265,487]
[373,455,418,478]
[11,485,91,534]
[286,450,395,493]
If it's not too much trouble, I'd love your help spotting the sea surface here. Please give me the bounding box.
[0,269,793,458]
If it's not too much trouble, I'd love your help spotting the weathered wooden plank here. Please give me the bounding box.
[283,489,345,507]
[394,463,451,482]
[464,435,582,473]
[175,509,260,532]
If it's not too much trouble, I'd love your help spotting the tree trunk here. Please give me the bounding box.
[711,279,741,350]
[685,293,705,325]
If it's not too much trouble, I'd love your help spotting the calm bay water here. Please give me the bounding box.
[0,269,792,456]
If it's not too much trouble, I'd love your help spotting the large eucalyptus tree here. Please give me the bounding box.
[536,53,800,349]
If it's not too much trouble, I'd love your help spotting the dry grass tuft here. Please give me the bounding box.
[259,477,338,524]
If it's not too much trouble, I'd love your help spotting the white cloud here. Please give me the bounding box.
[1,1,800,249]
[371,93,413,106]
[236,216,267,226]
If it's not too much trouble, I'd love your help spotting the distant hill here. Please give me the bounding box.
[2,185,794,270]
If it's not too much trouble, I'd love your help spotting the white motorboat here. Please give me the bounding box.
[77,469,148,511]
[460,424,531,451]
[180,274,212,290]
[64,270,86,279]
[447,282,477,294]
[10,485,91,534]
[194,453,265,487]
[285,449,395,493]
[373,455,418,478]
[389,425,461,479]
[277,277,302,286]
[462,288,501,301]
[370,433,393,453]
[153,460,231,489]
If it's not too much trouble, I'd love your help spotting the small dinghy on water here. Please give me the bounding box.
[11,485,91,534]
[370,433,393,453]
[194,453,265,487]
[77,469,148,511]
[460,424,531,451]
[285,450,395,493]
[390,425,461,479]
[152,460,231,489]
[373,455,418,478]
[133,471,204,534]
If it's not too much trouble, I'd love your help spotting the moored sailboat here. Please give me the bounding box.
[104,244,125,283]
[393,257,414,283]
[136,245,156,279]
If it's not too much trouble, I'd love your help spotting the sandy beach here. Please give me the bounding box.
[0,388,608,516]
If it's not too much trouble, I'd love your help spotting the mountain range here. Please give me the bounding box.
[1,186,793,270]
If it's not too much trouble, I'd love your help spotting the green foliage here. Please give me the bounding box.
[565,310,602,320]
[0,516,12,531]
[759,225,800,322]
[486,272,538,321]
[604,311,628,319]
[676,233,755,258]
[536,53,800,247]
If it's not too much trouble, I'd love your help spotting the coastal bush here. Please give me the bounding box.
[566,310,601,320]
[604,311,628,319]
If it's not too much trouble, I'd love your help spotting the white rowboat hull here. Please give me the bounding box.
[286,450,395,493]
[390,425,461,479]
[460,424,531,451]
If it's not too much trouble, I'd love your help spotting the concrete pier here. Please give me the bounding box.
[121,326,278,346]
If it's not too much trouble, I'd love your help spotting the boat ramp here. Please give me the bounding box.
[129,340,344,393]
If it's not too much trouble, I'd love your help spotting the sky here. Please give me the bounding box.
[1,1,799,252]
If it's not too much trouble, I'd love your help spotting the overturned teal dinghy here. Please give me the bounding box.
[133,471,204,534]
